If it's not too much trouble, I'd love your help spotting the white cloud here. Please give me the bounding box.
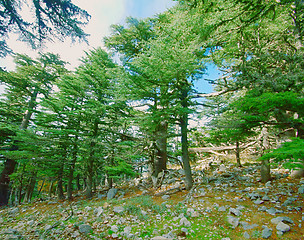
[0,0,175,71]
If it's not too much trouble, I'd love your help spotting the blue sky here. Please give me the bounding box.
[0,0,216,94]
[0,0,176,71]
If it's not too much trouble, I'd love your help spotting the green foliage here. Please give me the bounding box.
[260,138,304,170]
[0,0,90,57]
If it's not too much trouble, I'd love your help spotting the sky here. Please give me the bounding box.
[0,0,218,95]
[0,0,176,71]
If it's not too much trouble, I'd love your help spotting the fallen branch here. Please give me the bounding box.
[189,141,256,153]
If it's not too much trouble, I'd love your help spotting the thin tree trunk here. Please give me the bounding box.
[23,171,37,203]
[260,127,271,183]
[76,174,81,191]
[57,164,65,200]
[180,86,193,190]
[67,142,78,200]
[236,141,242,167]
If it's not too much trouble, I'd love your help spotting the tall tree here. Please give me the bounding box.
[0,53,66,205]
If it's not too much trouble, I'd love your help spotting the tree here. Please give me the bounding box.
[0,0,90,57]
[0,53,67,205]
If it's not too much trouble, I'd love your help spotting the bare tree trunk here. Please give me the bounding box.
[236,141,242,167]
[23,171,37,203]
[260,127,271,183]
[180,87,193,190]
[67,142,78,200]
[57,164,65,200]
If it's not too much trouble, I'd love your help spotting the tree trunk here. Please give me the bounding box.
[153,121,168,177]
[0,157,17,206]
[260,127,271,183]
[23,172,37,203]
[236,141,242,167]
[67,142,78,200]
[76,174,81,191]
[180,86,193,190]
[57,164,65,200]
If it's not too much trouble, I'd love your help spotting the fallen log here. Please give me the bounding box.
[189,141,256,153]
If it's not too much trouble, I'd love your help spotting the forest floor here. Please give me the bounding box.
[0,160,304,240]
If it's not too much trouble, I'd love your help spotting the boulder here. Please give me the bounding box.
[79,224,92,234]
[107,188,118,200]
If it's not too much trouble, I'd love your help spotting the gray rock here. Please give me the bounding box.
[298,186,304,194]
[243,231,250,239]
[271,216,294,225]
[79,224,92,234]
[218,206,227,212]
[113,206,124,214]
[262,195,270,201]
[162,195,170,200]
[107,188,118,200]
[111,225,119,233]
[227,216,239,229]
[94,206,103,217]
[258,206,268,212]
[290,168,304,178]
[266,207,278,215]
[229,207,241,216]
[179,217,191,227]
[276,222,290,233]
[151,237,172,240]
[254,199,264,205]
[240,221,258,230]
[262,227,272,239]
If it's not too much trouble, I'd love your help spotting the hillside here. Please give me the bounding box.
[1,161,303,240]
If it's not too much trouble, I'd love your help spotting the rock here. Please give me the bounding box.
[111,225,119,233]
[253,199,264,205]
[227,216,239,229]
[262,226,272,239]
[107,188,118,200]
[276,222,290,233]
[179,217,191,227]
[94,206,103,217]
[298,186,304,194]
[258,206,267,212]
[162,195,170,200]
[271,216,294,225]
[229,207,241,216]
[79,224,92,234]
[266,207,278,215]
[113,206,125,214]
[262,195,270,201]
[219,164,227,172]
[123,226,132,235]
[265,181,272,187]
[290,168,304,178]
[218,206,227,212]
[243,231,250,239]
[240,221,258,230]
[151,236,173,240]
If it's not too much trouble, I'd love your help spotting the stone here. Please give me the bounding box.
[262,195,270,201]
[107,188,118,200]
[258,206,267,212]
[227,216,239,229]
[151,237,172,240]
[298,186,304,194]
[265,181,272,187]
[290,168,304,178]
[229,207,241,216]
[240,221,258,230]
[113,206,125,214]
[253,199,264,205]
[276,222,290,233]
[218,206,227,212]
[271,216,294,225]
[261,227,272,239]
[94,206,103,217]
[79,224,92,234]
[243,231,250,239]
[111,225,119,233]
[179,217,191,227]
[162,195,170,200]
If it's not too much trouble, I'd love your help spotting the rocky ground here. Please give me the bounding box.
[0,161,304,240]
